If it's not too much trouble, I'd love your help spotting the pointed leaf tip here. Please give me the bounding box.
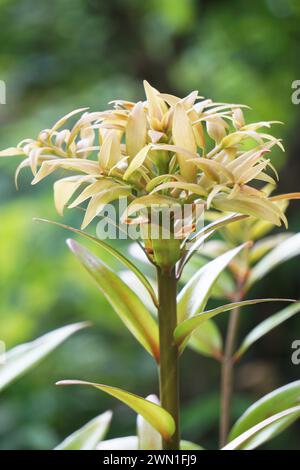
[56,380,175,441]
[0,323,88,392]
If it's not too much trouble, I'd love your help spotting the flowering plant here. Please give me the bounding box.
[1,81,300,450]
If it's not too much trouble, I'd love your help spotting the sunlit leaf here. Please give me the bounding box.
[67,240,160,361]
[177,244,247,323]
[57,380,175,441]
[0,323,88,392]
[246,232,300,289]
[175,298,293,348]
[35,218,158,307]
[178,213,247,275]
[119,270,157,314]
[249,233,292,264]
[55,411,112,450]
[188,320,223,360]
[225,406,300,450]
[235,302,300,359]
[228,381,300,449]
[180,440,204,450]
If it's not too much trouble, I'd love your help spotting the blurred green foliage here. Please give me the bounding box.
[1,0,300,449]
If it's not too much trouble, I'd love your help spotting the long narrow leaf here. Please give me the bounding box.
[246,232,300,289]
[55,411,112,450]
[223,406,300,450]
[57,380,175,442]
[35,218,158,307]
[178,213,247,276]
[177,243,248,323]
[67,240,160,361]
[174,299,294,348]
[188,320,223,360]
[235,302,300,359]
[229,380,300,449]
[0,323,88,392]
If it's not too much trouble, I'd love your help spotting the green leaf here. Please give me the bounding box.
[224,406,300,450]
[229,381,300,449]
[188,320,223,360]
[174,299,293,348]
[35,218,158,308]
[180,440,204,450]
[56,380,175,442]
[119,270,156,315]
[178,213,247,275]
[67,240,159,361]
[0,323,87,392]
[137,394,162,450]
[55,411,112,450]
[249,233,292,264]
[235,302,300,359]
[177,243,248,323]
[246,232,300,289]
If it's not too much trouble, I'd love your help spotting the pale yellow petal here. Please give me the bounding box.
[53,176,91,215]
[0,147,25,157]
[172,103,197,182]
[82,186,131,229]
[123,145,151,180]
[150,181,207,197]
[69,179,116,208]
[98,131,122,172]
[126,101,147,158]
[143,80,163,121]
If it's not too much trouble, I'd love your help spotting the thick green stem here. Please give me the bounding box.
[157,266,180,450]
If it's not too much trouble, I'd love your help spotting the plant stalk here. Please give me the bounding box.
[157,266,180,450]
[219,303,241,447]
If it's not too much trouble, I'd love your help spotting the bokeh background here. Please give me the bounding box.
[0,0,300,450]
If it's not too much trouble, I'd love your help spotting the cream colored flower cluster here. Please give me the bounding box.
[0,81,286,230]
